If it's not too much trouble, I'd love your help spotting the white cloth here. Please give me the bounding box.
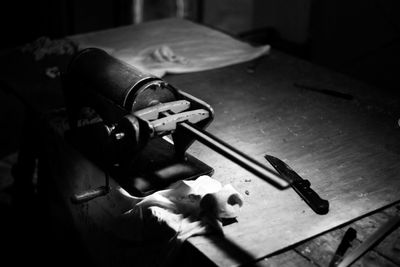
[112,176,243,266]
[117,175,243,241]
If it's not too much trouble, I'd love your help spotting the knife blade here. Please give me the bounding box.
[264,154,329,215]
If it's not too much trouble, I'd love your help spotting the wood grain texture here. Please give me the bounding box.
[163,48,400,266]
[66,19,400,266]
[257,250,315,267]
[5,18,399,266]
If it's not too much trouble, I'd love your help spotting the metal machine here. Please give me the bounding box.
[63,48,289,202]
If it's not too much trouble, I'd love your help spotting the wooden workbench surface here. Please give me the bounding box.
[1,19,399,267]
[164,49,400,266]
[165,51,400,265]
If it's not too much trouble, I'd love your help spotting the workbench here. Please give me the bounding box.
[1,19,399,267]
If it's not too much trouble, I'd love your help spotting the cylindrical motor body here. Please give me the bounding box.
[63,47,214,161]
[64,47,179,125]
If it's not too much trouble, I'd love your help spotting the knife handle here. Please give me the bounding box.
[291,179,330,215]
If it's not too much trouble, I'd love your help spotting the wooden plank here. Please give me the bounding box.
[65,19,400,266]
[6,18,399,266]
[375,204,400,265]
[352,250,399,267]
[294,226,400,267]
[349,204,400,266]
[261,250,316,267]
[165,52,400,266]
[294,203,400,266]
[375,225,400,265]
[295,227,350,266]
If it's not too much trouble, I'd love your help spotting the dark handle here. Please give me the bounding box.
[329,227,357,267]
[291,180,330,215]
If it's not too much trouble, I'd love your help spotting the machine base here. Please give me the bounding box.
[65,122,214,196]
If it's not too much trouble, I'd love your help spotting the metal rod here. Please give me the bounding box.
[179,122,290,189]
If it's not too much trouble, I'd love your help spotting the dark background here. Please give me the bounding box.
[0,1,399,266]
[0,0,399,92]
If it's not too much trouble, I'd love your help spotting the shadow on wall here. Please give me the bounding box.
[309,0,400,92]
[0,0,132,49]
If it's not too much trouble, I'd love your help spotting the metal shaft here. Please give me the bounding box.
[179,122,290,189]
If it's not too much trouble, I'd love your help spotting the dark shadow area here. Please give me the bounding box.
[0,189,95,267]
[0,1,399,266]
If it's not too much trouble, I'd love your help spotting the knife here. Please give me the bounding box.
[329,227,357,267]
[264,154,329,215]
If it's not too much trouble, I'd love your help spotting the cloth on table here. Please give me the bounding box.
[115,175,243,240]
[111,175,243,265]
[69,18,270,77]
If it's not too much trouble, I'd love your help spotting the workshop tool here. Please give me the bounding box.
[264,154,329,215]
[329,227,357,267]
[63,48,290,201]
[337,215,400,267]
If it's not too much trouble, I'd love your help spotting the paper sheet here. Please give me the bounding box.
[69,18,270,77]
